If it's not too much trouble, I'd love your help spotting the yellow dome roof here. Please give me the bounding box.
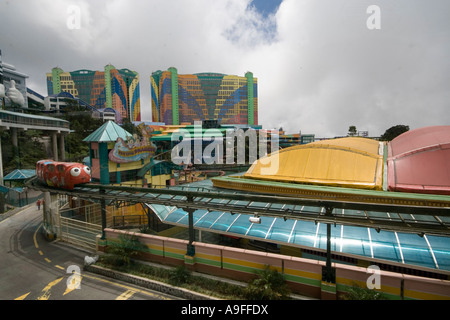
[244,137,384,190]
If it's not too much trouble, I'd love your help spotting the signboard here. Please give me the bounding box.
[109,137,156,163]
[108,124,156,163]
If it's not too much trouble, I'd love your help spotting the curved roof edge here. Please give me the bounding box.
[387,126,450,195]
[244,137,384,190]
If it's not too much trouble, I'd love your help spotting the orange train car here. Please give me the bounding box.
[36,160,91,190]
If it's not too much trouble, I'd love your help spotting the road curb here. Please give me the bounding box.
[84,264,219,300]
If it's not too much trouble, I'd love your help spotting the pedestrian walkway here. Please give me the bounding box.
[0,203,33,222]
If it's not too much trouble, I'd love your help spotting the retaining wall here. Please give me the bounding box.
[99,228,450,300]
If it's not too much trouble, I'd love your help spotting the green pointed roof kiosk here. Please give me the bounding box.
[83,120,132,185]
[83,121,132,239]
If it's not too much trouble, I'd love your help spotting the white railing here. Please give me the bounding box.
[60,216,102,251]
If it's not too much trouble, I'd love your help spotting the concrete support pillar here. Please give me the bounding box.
[42,191,59,240]
[51,193,61,239]
[52,131,58,161]
[11,127,18,147]
[11,127,20,167]
[59,133,65,161]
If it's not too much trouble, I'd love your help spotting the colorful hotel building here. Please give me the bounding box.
[46,65,141,122]
[151,67,257,126]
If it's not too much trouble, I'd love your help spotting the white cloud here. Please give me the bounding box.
[0,0,448,137]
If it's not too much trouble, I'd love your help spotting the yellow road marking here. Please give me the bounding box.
[116,289,136,300]
[63,273,82,296]
[37,277,64,300]
[30,220,169,300]
[14,292,30,300]
[33,223,42,249]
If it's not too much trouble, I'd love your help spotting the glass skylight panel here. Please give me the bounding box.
[192,209,209,224]
[313,224,341,251]
[269,203,286,211]
[194,211,223,229]
[227,214,253,236]
[411,214,443,223]
[342,209,367,218]
[340,225,372,257]
[174,210,190,224]
[398,213,419,223]
[366,211,391,220]
[163,208,186,223]
[246,216,276,238]
[266,218,296,243]
[211,212,238,232]
[248,201,270,209]
[157,194,174,200]
[440,216,450,224]
[144,190,450,271]
[299,206,321,214]
[369,229,403,262]
[396,233,436,269]
[289,220,317,247]
[147,204,175,220]
[193,210,210,226]
[426,235,450,269]
[231,200,248,208]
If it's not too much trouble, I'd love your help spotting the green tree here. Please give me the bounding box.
[168,265,191,285]
[341,284,386,300]
[1,129,47,172]
[121,118,142,138]
[104,233,145,267]
[62,104,103,161]
[244,265,290,300]
[348,125,357,136]
[379,125,409,141]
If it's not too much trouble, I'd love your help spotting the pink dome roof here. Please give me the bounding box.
[387,125,450,195]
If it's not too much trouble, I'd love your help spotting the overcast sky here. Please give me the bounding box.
[0,0,449,137]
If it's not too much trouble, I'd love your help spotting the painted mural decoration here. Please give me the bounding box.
[108,125,156,163]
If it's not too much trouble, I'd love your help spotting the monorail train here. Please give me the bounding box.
[36,160,91,190]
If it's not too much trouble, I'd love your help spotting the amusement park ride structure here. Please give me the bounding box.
[27,173,450,283]
[27,125,450,283]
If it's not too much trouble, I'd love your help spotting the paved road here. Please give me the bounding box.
[0,205,180,300]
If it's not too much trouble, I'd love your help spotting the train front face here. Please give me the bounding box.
[66,163,91,186]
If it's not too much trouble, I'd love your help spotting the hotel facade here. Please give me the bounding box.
[46,65,141,122]
[151,67,257,126]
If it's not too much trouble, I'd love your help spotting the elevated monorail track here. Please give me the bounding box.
[27,178,450,237]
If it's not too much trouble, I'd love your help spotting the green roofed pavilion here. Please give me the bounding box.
[83,121,132,143]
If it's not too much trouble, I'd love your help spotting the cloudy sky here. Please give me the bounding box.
[0,0,449,137]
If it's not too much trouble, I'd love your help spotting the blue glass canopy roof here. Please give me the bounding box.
[4,169,36,180]
[147,203,450,272]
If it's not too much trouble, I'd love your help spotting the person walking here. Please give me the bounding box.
[36,199,41,210]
